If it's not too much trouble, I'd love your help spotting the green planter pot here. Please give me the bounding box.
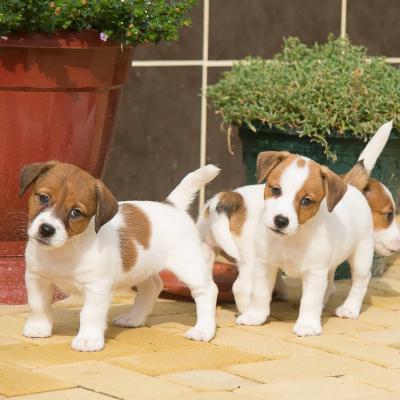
[239,123,400,280]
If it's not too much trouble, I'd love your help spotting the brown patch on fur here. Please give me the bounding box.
[216,191,247,235]
[296,158,306,168]
[294,159,326,224]
[204,205,210,218]
[320,166,348,212]
[364,178,394,230]
[257,151,290,183]
[23,162,118,237]
[342,161,369,191]
[119,204,151,271]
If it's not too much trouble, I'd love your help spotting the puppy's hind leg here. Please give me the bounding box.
[113,274,163,328]
[169,246,217,342]
[335,237,373,319]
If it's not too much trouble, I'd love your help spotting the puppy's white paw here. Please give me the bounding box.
[293,319,322,337]
[185,325,215,342]
[335,304,360,320]
[23,321,52,338]
[112,313,146,328]
[71,335,104,352]
[236,310,267,326]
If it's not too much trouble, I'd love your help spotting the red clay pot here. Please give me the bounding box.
[160,262,237,302]
[0,31,132,304]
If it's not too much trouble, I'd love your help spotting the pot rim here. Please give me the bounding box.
[0,29,132,49]
[239,121,400,140]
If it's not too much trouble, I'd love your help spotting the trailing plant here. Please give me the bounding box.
[207,35,400,159]
[0,0,197,45]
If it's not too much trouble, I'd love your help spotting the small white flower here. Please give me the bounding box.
[99,32,108,42]
[1,36,8,41]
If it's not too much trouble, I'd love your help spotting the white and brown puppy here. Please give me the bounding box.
[21,161,220,351]
[199,122,396,315]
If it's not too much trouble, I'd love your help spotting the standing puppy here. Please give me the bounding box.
[237,151,374,336]
[21,162,219,351]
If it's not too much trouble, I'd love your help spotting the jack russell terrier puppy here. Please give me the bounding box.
[21,162,220,351]
[198,121,396,322]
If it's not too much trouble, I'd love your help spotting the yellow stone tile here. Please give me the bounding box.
[291,334,400,368]
[269,301,301,321]
[0,335,25,345]
[0,340,144,369]
[111,346,266,376]
[213,327,324,359]
[147,313,196,331]
[356,306,400,328]
[6,388,114,399]
[344,366,400,392]
[177,391,260,400]
[0,305,30,315]
[237,317,380,339]
[350,328,400,347]
[160,369,257,391]
[106,326,206,352]
[227,354,373,383]
[236,377,388,400]
[38,361,192,400]
[0,363,74,397]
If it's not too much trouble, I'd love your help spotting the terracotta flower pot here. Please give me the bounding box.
[0,30,132,304]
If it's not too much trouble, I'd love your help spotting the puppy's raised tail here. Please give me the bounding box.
[166,164,220,212]
[358,120,393,174]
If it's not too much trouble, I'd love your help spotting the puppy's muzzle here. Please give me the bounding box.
[274,214,289,229]
[39,223,56,238]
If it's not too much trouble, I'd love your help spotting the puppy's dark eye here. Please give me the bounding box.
[270,186,281,196]
[301,197,313,206]
[38,194,49,205]
[70,209,82,218]
[386,211,394,222]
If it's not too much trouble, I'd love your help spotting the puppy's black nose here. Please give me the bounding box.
[39,223,56,238]
[274,215,289,229]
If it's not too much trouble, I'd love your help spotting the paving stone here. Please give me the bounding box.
[0,335,24,345]
[356,306,400,328]
[350,328,400,347]
[111,346,266,376]
[237,317,380,339]
[291,334,400,368]
[160,369,257,391]
[0,305,30,315]
[177,391,261,400]
[235,377,389,400]
[344,366,400,392]
[106,326,206,352]
[6,388,114,400]
[213,327,324,359]
[227,354,374,383]
[38,361,192,400]
[0,363,74,397]
[0,340,145,369]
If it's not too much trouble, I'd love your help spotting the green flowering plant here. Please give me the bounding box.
[207,35,400,159]
[0,0,197,45]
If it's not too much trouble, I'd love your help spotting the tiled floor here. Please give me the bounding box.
[1,256,400,399]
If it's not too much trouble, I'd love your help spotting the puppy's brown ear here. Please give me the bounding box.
[19,161,56,197]
[95,181,119,233]
[257,151,290,183]
[321,166,347,212]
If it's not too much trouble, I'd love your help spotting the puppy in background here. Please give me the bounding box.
[21,162,219,351]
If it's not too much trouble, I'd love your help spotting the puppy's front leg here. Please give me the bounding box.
[294,269,328,337]
[24,273,54,338]
[236,263,277,325]
[72,283,112,352]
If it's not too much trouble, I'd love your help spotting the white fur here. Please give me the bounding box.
[24,165,219,351]
[239,159,374,336]
[358,120,393,173]
[198,185,264,313]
